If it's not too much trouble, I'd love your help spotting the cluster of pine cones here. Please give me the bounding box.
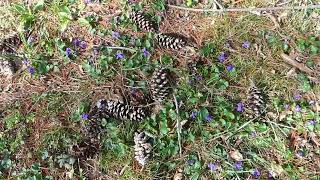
[82,66,173,166]
[129,11,190,51]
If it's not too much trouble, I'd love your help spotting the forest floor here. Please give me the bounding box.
[0,0,320,179]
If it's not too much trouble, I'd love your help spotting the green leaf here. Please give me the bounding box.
[12,4,26,14]
[78,18,90,26]
[310,45,318,55]
[33,0,44,12]
[160,119,169,135]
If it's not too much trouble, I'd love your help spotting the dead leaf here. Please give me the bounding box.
[229,149,243,161]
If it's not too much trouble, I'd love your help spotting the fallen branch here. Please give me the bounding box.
[281,53,320,83]
[168,4,320,13]
[281,53,314,75]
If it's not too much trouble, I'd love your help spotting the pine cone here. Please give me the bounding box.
[70,140,101,160]
[130,11,158,32]
[0,60,17,76]
[150,67,171,102]
[133,131,152,166]
[81,118,104,139]
[244,85,266,119]
[155,33,188,50]
[0,33,22,54]
[96,99,148,122]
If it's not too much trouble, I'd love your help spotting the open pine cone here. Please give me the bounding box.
[95,99,148,122]
[129,11,158,32]
[155,33,188,50]
[0,33,23,54]
[133,131,152,166]
[244,84,267,119]
[150,67,172,102]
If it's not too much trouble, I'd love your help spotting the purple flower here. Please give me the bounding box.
[84,0,91,4]
[296,150,304,157]
[236,102,245,112]
[66,48,72,57]
[293,92,302,101]
[190,111,197,119]
[73,38,81,46]
[116,52,124,59]
[309,100,315,106]
[141,48,150,57]
[226,64,234,72]
[79,41,87,49]
[28,67,36,75]
[309,119,317,126]
[284,104,290,110]
[268,171,274,178]
[206,114,213,122]
[234,161,242,170]
[251,131,257,137]
[295,105,301,112]
[242,41,250,49]
[187,79,193,85]
[22,59,30,65]
[81,113,89,120]
[112,31,120,39]
[208,162,218,171]
[252,169,261,179]
[130,37,136,45]
[218,52,228,62]
[187,159,195,166]
[195,75,203,81]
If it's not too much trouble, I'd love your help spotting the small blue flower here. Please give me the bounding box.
[187,159,195,166]
[218,52,228,62]
[236,102,245,112]
[22,59,30,65]
[242,41,250,49]
[284,104,290,110]
[309,119,317,126]
[190,111,197,119]
[293,92,302,101]
[195,75,203,81]
[112,31,120,39]
[296,150,304,157]
[130,37,136,45]
[295,105,301,112]
[252,169,261,179]
[234,161,242,170]
[206,114,213,122]
[81,113,89,120]
[309,100,315,106]
[142,48,150,57]
[28,67,36,75]
[187,79,193,85]
[251,131,257,137]
[208,162,217,171]
[116,52,124,59]
[73,38,81,46]
[79,41,87,49]
[226,64,234,72]
[66,48,72,57]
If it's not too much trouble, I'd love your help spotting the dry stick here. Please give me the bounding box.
[281,53,314,75]
[168,4,320,12]
[105,46,136,52]
[173,95,182,157]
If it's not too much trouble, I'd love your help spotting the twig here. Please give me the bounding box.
[168,4,320,13]
[213,0,224,10]
[104,46,136,52]
[173,95,182,157]
[280,53,314,75]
